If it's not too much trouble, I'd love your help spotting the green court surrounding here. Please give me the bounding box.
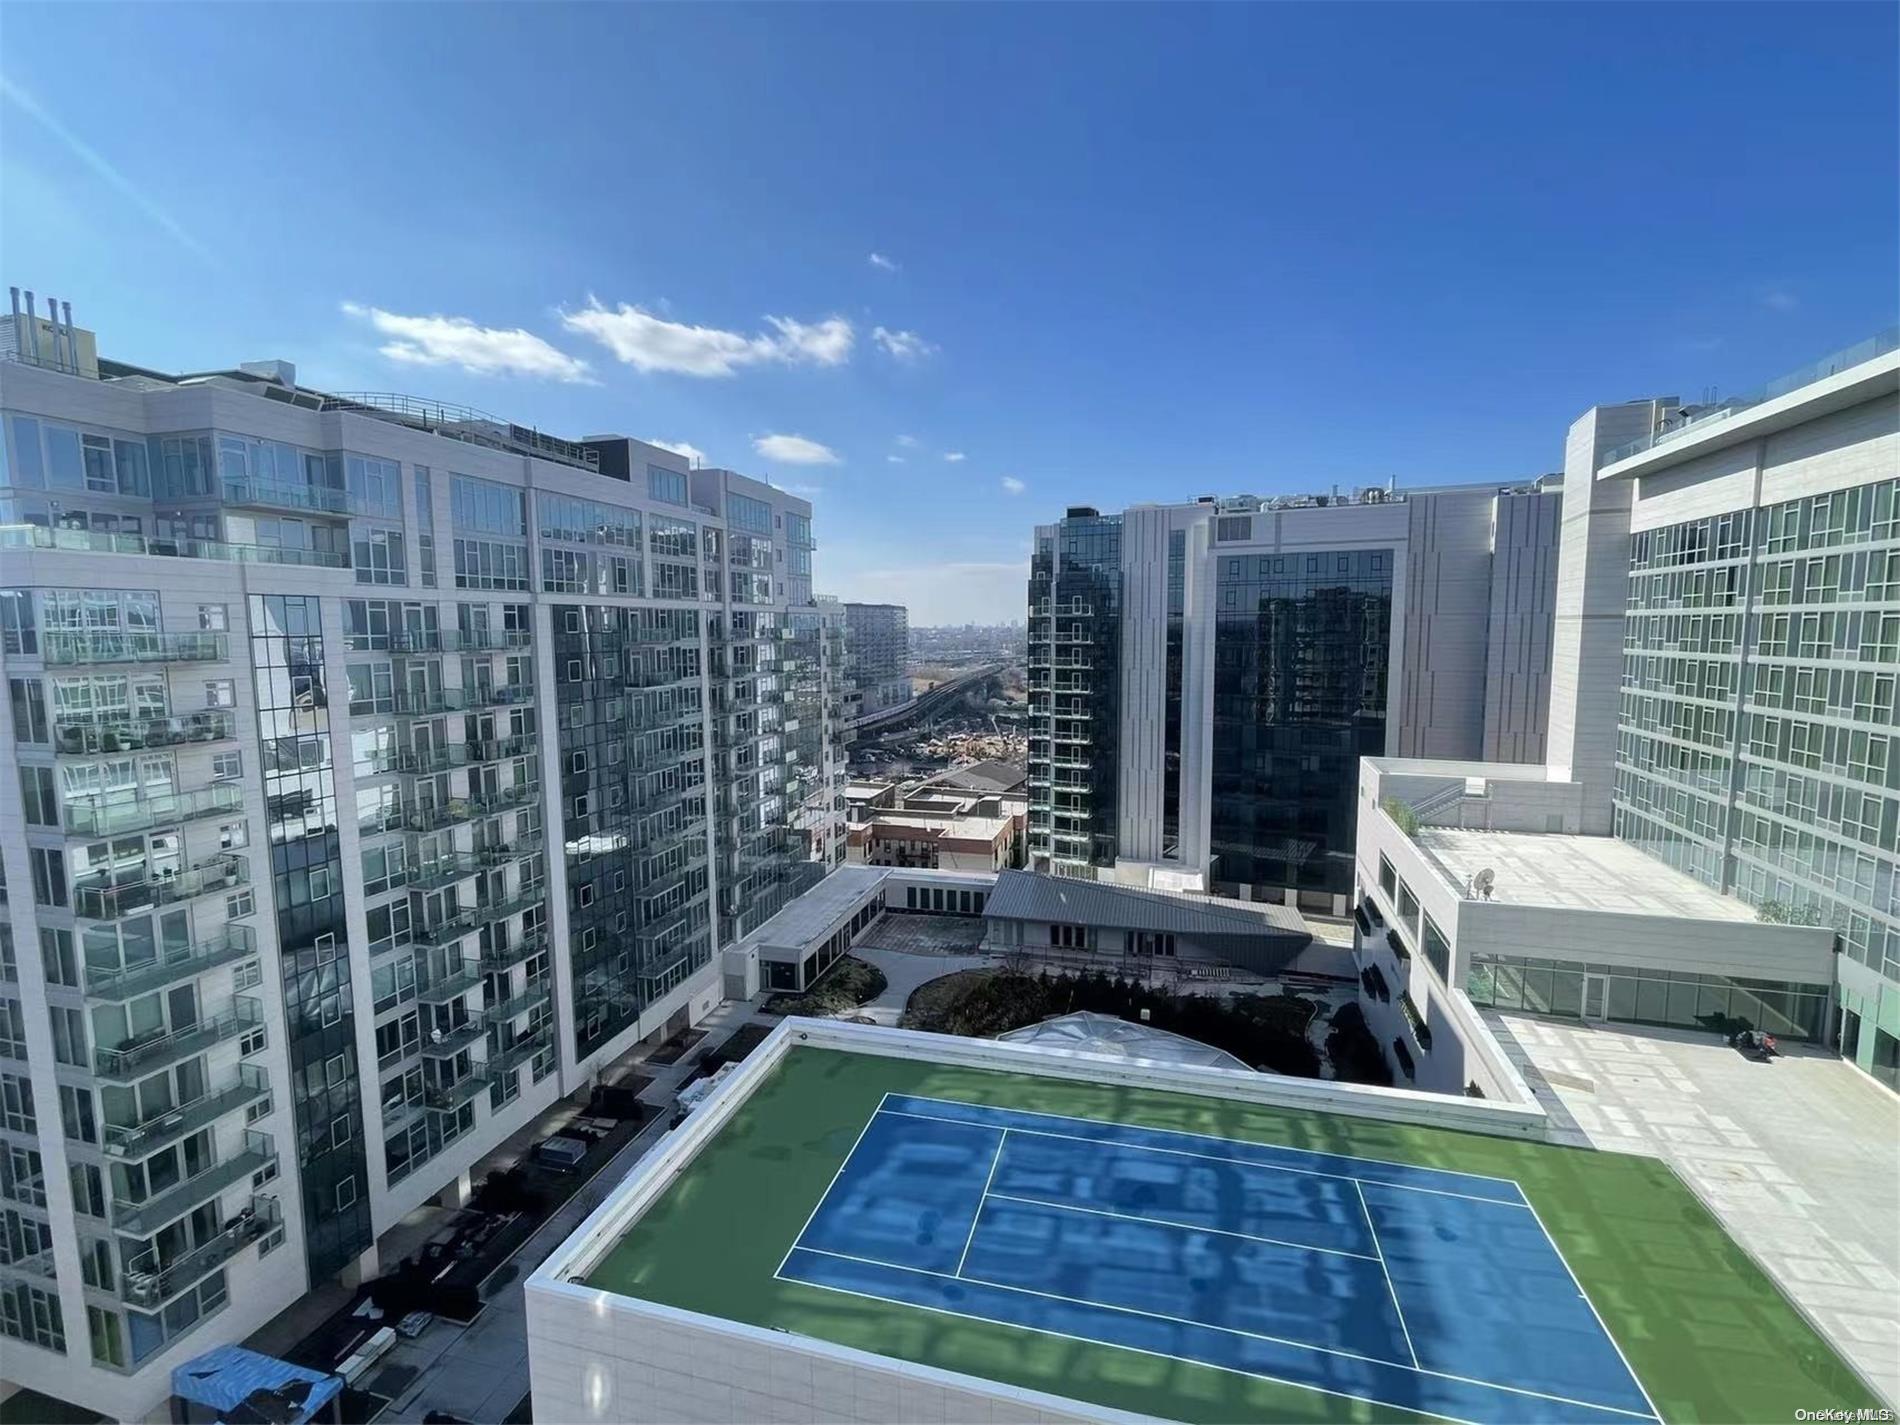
[583,1046,1877,1423]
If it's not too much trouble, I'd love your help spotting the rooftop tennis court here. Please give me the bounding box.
[580,1045,1878,1424]
[778,1094,1655,1425]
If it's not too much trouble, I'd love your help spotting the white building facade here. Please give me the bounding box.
[1351,331,1899,1092]
[0,303,843,1419]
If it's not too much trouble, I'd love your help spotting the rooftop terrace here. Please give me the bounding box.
[1413,827,1759,921]
[531,1021,1873,1425]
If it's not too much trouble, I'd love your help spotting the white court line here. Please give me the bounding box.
[777,1244,1661,1422]
[982,1190,1382,1263]
[879,1105,1531,1209]
[773,1256,1485,1425]
[1354,1179,1420,1370]
[1519,1194,1665,1423]
[773,1090,896,1277]
[953,1128,1008,1278]
[892,1091,1530,1194]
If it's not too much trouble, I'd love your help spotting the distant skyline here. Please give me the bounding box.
[2,3,1895,624]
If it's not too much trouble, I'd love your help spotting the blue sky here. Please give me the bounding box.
[3,3,1895,623]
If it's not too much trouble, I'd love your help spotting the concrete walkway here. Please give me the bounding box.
[848,945,997,1025]
[287,999,767,1424]
[1488,1012,1900,1406]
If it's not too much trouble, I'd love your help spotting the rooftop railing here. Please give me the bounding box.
[1602,327,1900,465]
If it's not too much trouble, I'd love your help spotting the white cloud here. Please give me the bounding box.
[1000,476,1027,495]
[868,252,899,272]
[943,451,966,463]
[895,434,919,448]
[561,299,853,377]
[753,433,840,466]
[887,455,907,465]
[1761,288,1799,313]
[872,326,937,361]
[646,438,707,466]
[764,315,854,366]
[341,303,593,382]
[780,482,824,497]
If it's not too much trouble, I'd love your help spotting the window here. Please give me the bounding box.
[648,464,688,505]
[18,768,56,827]
[205,680,236,709]
[335,1177,357,1210]
[198,604,228,631]
[219,821,248,850]
[213,751,243,780]
[353,527,407,586]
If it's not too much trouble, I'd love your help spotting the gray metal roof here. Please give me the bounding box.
[982,870,1308,942]
[926,759,1028,794]
[750,865,892,957]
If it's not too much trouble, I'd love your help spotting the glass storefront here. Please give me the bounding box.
[1466,952,1829,1041]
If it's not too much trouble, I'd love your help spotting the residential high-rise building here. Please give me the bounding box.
[0,299,844,1420]
[1353,329,1898,1092]
[841,601,910,716]
[1026,483,1561,912]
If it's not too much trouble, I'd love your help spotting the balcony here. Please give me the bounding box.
[481,1029,550,1082]
[465,732,538,765]
[477,931,547,974]
[0,523,349,568]
[407,854,485,891]
[390,628,532,654]
[102,1064,270,1160]
[483,978,551,1025]
[53,710,238,756]
[65,782,244,838]
[419,1019,483,1058]
[83,925,256,1003]
[415,959,482,1004]
[476,831,544,865]
[393,684,535,717]
[119,1194,280,1310]
[111,1131,275,1236]
[415,889,544,947]
[41,630,227,666]
[468,783,540,818]
[423,1075,485,1115]
[74,854,248,921]
[220,477,352,516]
[94,996,261,1082]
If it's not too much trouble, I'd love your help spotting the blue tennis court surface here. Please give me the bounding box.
[776,1094,1660,1425]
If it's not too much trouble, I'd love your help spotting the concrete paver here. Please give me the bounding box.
[1488,1012,1900,1406]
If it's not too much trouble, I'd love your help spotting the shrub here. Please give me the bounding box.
[1381,796,1419,838]
[1325,1003,1392,1086]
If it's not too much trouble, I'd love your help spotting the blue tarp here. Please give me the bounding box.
[171,1345,344,1423]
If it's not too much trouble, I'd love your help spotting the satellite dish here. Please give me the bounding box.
[1473,868,1496,901]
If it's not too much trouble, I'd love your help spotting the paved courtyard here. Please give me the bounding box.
[1487,1012,1900,1405]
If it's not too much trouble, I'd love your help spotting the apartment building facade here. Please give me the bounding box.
[1026,481,1561,912]
[841,601,910,715]
[1352,331,1899,1092]
[0,306,843,1419]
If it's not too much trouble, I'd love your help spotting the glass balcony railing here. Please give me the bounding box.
[415,960,481,1004]
[423,1075,485,1114]
[102,1064,270,1161]
[465,732,538,765]
[119,1194,280,1310]
[415,889,545,947]
[41,630,227,666]
[220,477,353,516]
[83,925,256,1003]
[419,1019,483,1058]
[65,782,244,838]
[0,524,350,568]
[406,854,485,891]
[94,996,262,1082]
[389,627,532,654]
[482,978,551,1025]
[73,854,248,921]
[392,684,535,717]
[1601,327,1900,465]
[53,710,238,756]
[477,930,547,974]
[111,1131,274,1237]
[481,1029,550,1082]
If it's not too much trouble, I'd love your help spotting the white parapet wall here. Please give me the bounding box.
[525,1018,1550,1425]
